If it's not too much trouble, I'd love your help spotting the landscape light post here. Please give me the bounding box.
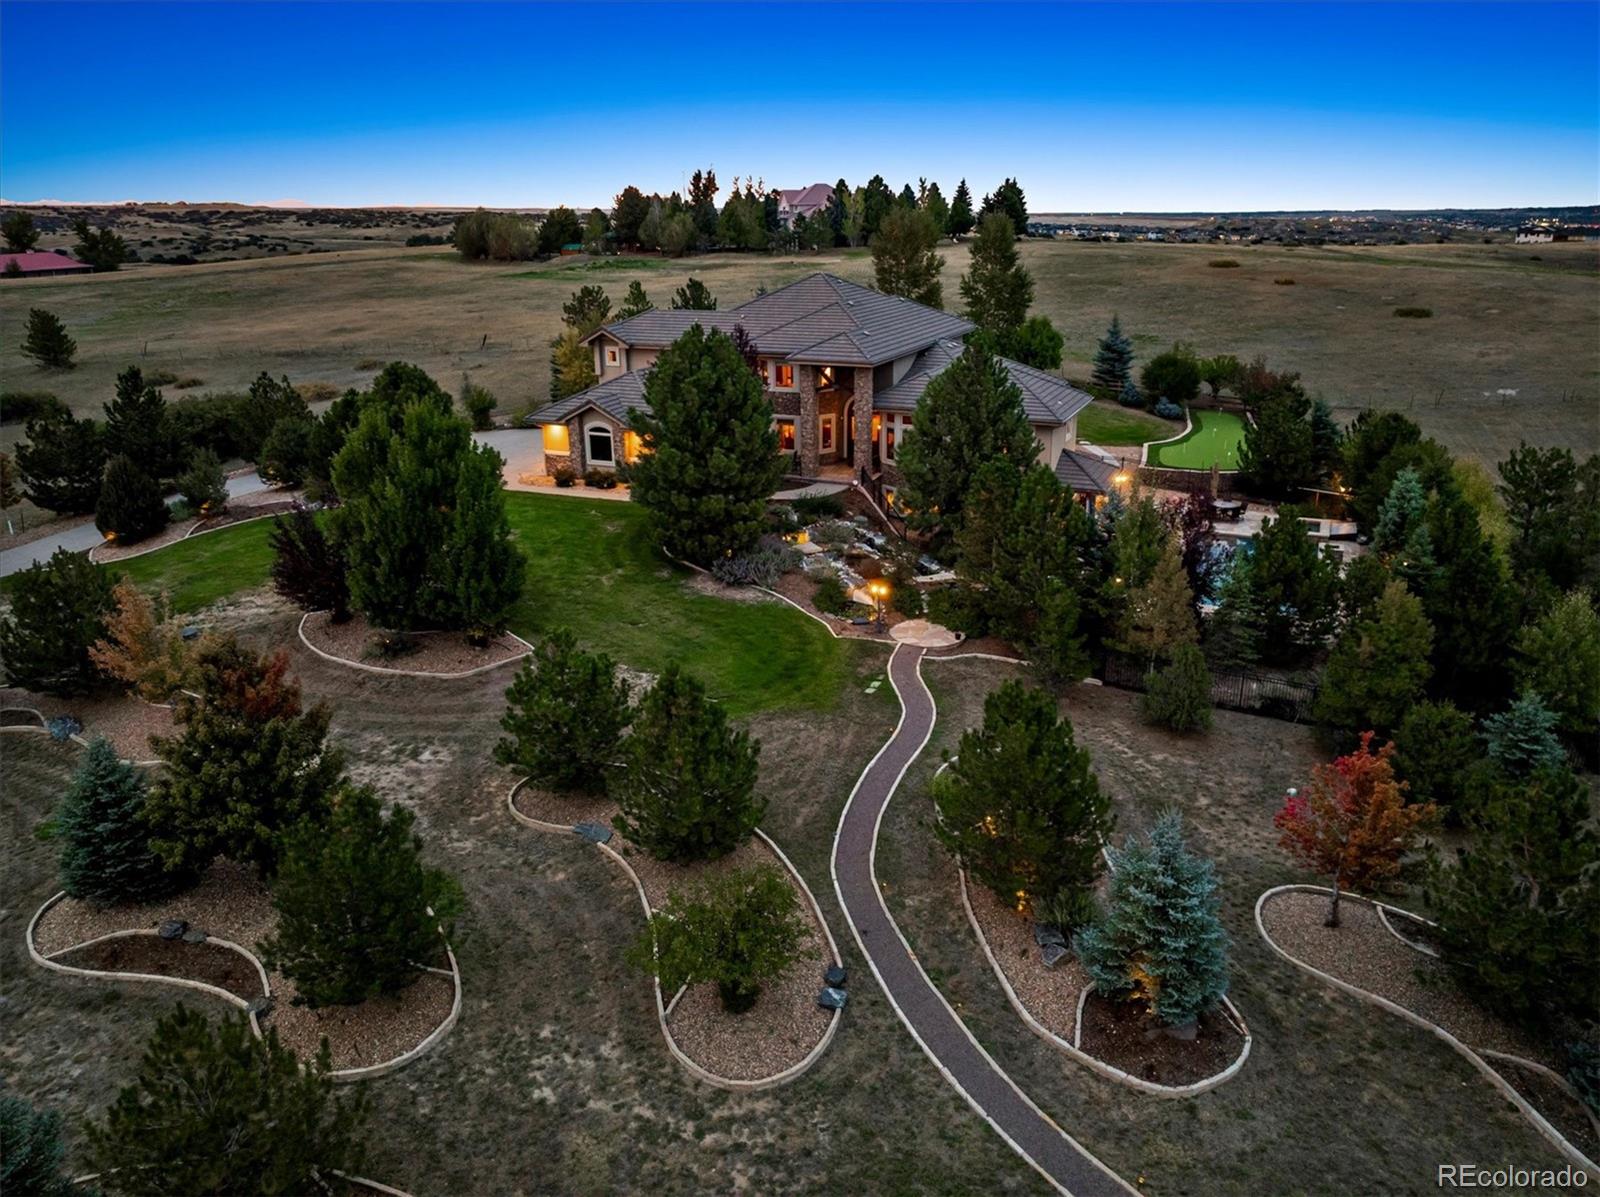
[868,579,890,633]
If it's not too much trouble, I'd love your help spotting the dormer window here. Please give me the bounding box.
[605,346,620,367]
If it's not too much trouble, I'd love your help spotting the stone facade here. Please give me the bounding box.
[797,366,820,476]
[853,367,875,477]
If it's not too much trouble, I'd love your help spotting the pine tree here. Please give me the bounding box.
[0,547,116,694]
[85,1006,368,1197]
[96,454,170,544]
[1314,579,1434,738]
[979,177,1029,236]
[1204,555,1266,669]
[627,864,806,1013]
[1140,644,1214,733]
[895,339,1038,540]
[71,216,128,271]
[612,664,764,863]
[670,278,717,310]
[57,738,179,905]
[1248,511,1340,662]
[437,442,526,642]
[0,1093,75,1197]
[177,447,228,514]
[1391,700,1477,809]
[16,411,105,513]
[921,179,950,235]
[1119,538,1197,665]
[617,280,653,318]
[1481,692,1566,777]
[1237,383,1318,499]
[948,178,976,236]
[1075,811,1229,1027]
[1418,488,1517,711]
[260,783,462,1007]
[871,206,944,308]
[238,373,312,462]
[934,680,1112,913]
[104,366,178,479]
[269,508,350,622]
[145,639,344,877]
[626,325,785,564]
[1515,587,1600,738]
[562,284,612,334]
[20,308,76,369]
[2,210,41,251]
[1274,735,1435,926]
[495,629,631,793]
[959,213,1033,340]
[259,416,313,486]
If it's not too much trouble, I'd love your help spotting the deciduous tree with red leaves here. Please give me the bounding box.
[1273,733,1435,927]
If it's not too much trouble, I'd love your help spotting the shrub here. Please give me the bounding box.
[1152,397,1183,420]
[177,447,228,514]
[1075,811,1229,1027]
[811,573,850,615]
[260,784,462,1007]
[934,680,1113,915]
[627,865,806,1013]
[96,454,170,544]
[1116,379,1144,408]
[495,629,631,794]
[612,664,764,863]
[1140,346,1201,407]
[1035,886,1099,937]
[259,415,314,487]
[808,519,858,546]
[888,559,925,617]
[0,547,117,694]
[85,1006,368,1196]
[459,378,495,430]
[1568,1041,1600,1118]
[1391,700,1477,808]
[1208,259,1241,268]
[792,492,845,522]
[1139,645,1213,733]
[0,1093,75,1197]
[1393,307,1432,318]
[925,583,991,635]
[584,466,618,489]
[57,738,182,906]
[1273,277,1295,285]
[0,390,67,425]
[269,508,350,621]
[710,538,796,588]
[88,581,194,701]
[551,460,576,487]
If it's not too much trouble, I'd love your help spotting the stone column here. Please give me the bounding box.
[853,367,875,477]
[798,365,820,476]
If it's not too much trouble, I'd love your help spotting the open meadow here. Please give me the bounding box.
[4,237,1596,464]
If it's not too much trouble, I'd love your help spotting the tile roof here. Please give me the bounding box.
[1054,447,1118,495]
[875,340,1095,427]
[779,183,834,212]
[536,370,648,425]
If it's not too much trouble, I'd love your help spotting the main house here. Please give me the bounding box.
[536,273,1116,506]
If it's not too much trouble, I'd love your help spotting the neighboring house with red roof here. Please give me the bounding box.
[776,183,834,228]
[0,250,93,277]
[536,272,1114,505]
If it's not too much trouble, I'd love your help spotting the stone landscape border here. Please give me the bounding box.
[0,705,163,769]
[25,889,461,1084]
[668,550,899,645]
[1255,884,1599,1179]
[1138,404,1193,465]
[297,612,535,680]
[89,504,295,565]
[505,775,843,1092]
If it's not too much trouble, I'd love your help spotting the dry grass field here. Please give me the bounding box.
[3,236,1596,464]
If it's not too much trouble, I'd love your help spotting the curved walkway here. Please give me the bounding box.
[830,643,1134,1197]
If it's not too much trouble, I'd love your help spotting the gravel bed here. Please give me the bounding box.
[303,610,528,674]
[514,784,835,1081]
[32,858,454,1072]
[966,879,1090,1042]
[52,935,265,1001]
[1259,890,1557,1069]
[1,686,174,761]
[1492,1057,1600,1161]
[1077,994,1243,1086]
[92,518,196,562]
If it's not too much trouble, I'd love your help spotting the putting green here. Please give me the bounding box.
[1149,409,1247,470]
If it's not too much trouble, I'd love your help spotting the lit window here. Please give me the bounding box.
[772,363,795,389]
[586,425,614,465]
[542,423,570,453]
[623,430,643,463]
[817,365,836,388]
[777,421,795,451]
[881,413,912,462]
[606,346,619,367]
[820,415,834,452]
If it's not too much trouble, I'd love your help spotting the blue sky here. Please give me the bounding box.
[2,1,1596,210]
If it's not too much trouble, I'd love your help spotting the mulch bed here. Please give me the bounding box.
[302,610,529,675]
[1076,995,1244,1087]
[92,492,299,564]
[966,880,1090,1043]
[0,686,174,762]
[925,634,1022,660]
[1491,1057,1600,1161]
[512,781,834,1082]
[52,934,264,1001]
[769,570,902,639]
[31,858,454,1073]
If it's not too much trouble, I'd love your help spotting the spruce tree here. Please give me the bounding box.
[1373,466,1427,554]
[1140,644,1214,733]
[1481,692,1566,777]
[16,411,104,513]
[260,783,462,1007]
[438,442,525,642]
[85,1006,368,1197]
[612,664,764,863]
[104,366,178,480]
[1075,811,1229,1027]
[0,547,116,694]
[95,453,170,544]
[1091,315,1135,398]
[959,212,1033,340]
[20,308,77,369]
[922,179,951,235]
[58,738,180,905]
[948,178,976,236]
[871,206,944,308]
[895,339,1038,540]
[1314,579,1434,738]
[1418,488,1517,711]
[626,325,784,564]
[934,680,1112,913]
[0,1093,75,1197]
[268,509,350,622]
[495,629,631,793]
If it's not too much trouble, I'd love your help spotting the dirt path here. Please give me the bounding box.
[830,643,1133,1197]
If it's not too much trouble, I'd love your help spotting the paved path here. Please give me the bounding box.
[1,471,270,578]
[831,644,1134,1197]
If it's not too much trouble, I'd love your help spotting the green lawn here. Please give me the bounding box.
[107,493,870,715]
[1149,408,1248,469]
[1075,400,1174,448]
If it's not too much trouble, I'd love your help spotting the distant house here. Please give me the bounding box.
[1515,227,1555,244]
[0,250,93,278]
[776,183,834,228]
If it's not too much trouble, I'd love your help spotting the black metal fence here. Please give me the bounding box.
[1099,653,1320,724]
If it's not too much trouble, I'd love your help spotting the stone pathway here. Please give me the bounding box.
[830,644,1134,1197]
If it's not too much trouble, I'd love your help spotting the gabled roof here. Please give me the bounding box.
[779,183,834,211]
[875,339,1095,428]
[1054,447,1117,495]
[537,370,648,425]
[585,273,974,369]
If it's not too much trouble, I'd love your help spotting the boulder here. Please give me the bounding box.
[181,928,208,945]
[573,821,613,844]
[823,964,847,988]
[157,919,188,941]
[1033,922,1068,949]
[817,987,847,1011]
[1040,942,1070,970]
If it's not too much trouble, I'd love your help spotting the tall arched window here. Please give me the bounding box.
[586,424,614,466]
